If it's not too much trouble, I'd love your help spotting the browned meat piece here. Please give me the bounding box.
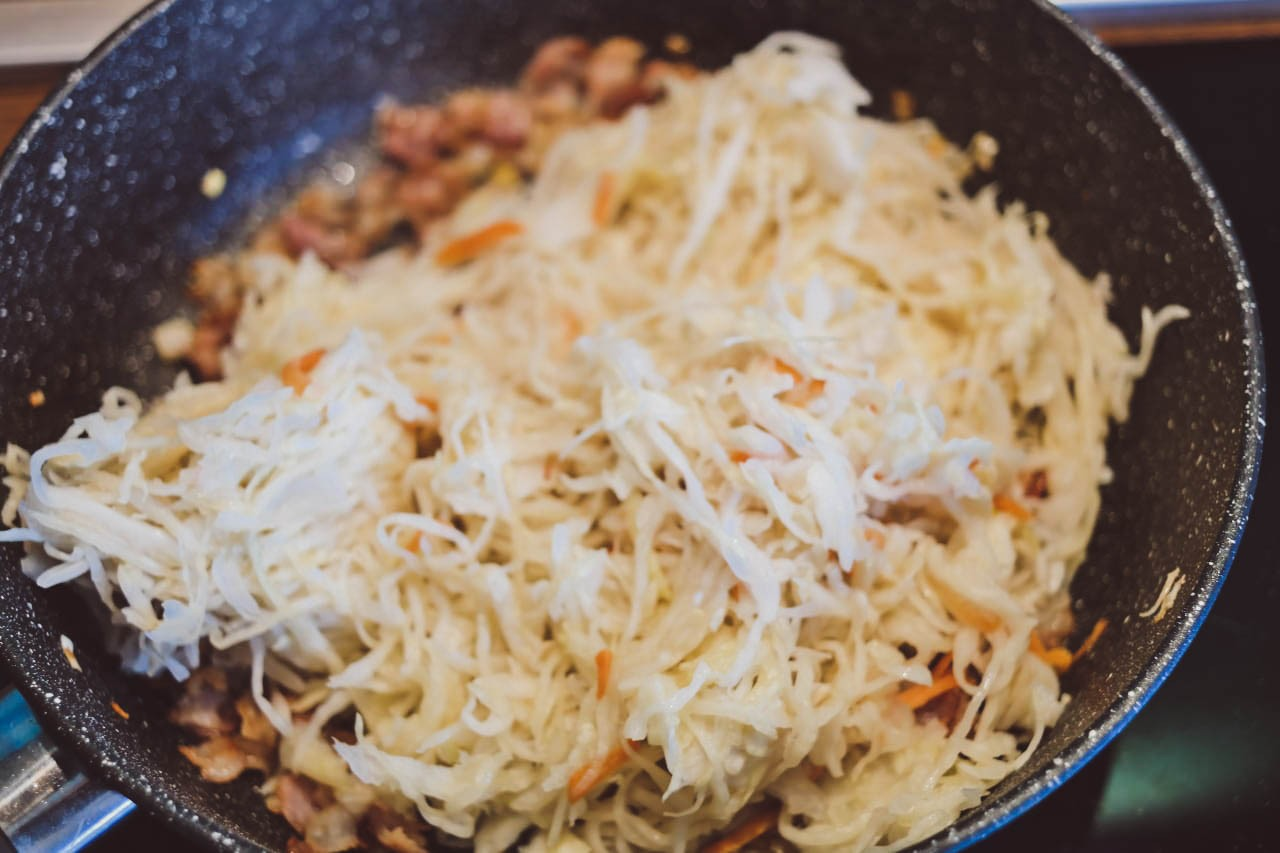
[280,213,356,267]
[532,80,582,120]
[188,315,233,379]
[640,58,698,99]
[1023,468,1050,499]
[1038,604,1075,649]
[348,166,408,251]
[363,805,430,853]
[273,773,335,834]
[521,36,591,92]
[443,89,533,149]
[377,826,429,853]
[188,257,244,319]
[305,804,359,853]
[396,172,459,223]
[443,89,490,138]
[178,735,271,783]
[170,668,236,739]
[914,687,967,733]
[294,185,349,228]
[585,37,647,118]
[482,91,533,148]
[235,693,278,747]
[378,104,446,168]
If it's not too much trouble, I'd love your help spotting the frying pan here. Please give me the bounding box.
[0,0,1263,850]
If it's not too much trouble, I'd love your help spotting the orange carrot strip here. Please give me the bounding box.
[729,450,751,464]
[1072,618,1109,663]
[563,310,584,342]
[435,220,523,267]
[933,583,1002,634]
[567,740,642,802]
[772,359,825,405]
[864,528,886,549]
[110,701,130,720]
[1029,631,1072,674]
[898,672,958,710]
[994,494,1033,521]
[595,649,613,699]
[592,172,616,227]
[897,654,956,709]
[703,803,782,853]
[281,348,326,394]
[401,531,423,553]
[772,358,804,384]
[415,395,439,413]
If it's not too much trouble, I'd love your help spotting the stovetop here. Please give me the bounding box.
[82,35,1280,853]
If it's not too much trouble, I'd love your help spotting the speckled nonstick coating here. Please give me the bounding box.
[0,1,1263,850]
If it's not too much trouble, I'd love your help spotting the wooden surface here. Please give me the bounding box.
[0,64,63,148]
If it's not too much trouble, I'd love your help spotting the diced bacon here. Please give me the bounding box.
[521,36,591,92]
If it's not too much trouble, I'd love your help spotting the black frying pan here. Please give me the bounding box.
[0,1,1263,850]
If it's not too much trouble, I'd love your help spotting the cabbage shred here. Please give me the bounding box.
[0,34,1185,852]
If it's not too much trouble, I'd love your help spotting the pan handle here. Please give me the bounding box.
[0,689,134,852]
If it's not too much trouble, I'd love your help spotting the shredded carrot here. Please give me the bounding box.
[788,378,826,405]
[401,530,423,553]
[703,803,782,853]
[435,220,523,267]
[772,358,804,384]
[281,348,326,394]
[567,740,642,802]
[994,493,1032,521]
[595,649,613,699]
[898,672,958,710]
[61,643,81,672]
[863,528,886,549]
[28,389,45,408]
[592,171,616,227]
[932,583,1002,634]
[898,654,958,709]
[729,450,751,464]
[773,358,825,405]
[1029,631,1072,674]
[415,395,439,413]
[110,701,130,720]
[562,310,584,345]
[1072,618,1108,664]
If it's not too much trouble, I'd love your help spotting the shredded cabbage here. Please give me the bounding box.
[0,34,1185,852]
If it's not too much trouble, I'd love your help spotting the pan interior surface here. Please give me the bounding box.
[0,0,1260,850]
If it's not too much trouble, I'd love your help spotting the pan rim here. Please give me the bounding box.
[0,1,1265,851]
[914,1,1266,849]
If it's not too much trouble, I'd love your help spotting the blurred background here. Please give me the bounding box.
[0,1,1276,852]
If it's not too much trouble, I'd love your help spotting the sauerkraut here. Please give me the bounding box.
[1,33,1186,852]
